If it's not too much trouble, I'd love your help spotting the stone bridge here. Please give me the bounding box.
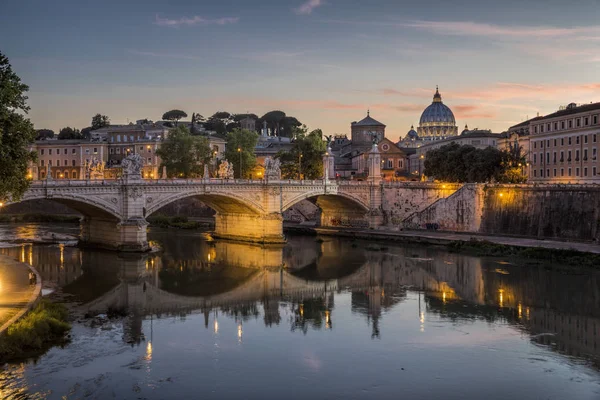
[12,177,382,251]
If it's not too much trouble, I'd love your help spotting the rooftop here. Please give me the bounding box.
[351,111,386,127]
[535,102,600,121]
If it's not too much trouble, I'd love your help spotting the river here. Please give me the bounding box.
[0,223,599,399]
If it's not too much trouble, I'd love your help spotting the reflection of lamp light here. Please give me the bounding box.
[442,291,446,303]
[325,310,331,329]
[518,303,522,319]
[299,304,304,317]
[237,323,243,339]
[146,341,152,358]
[499,289,504,307]
[214,320,219,334]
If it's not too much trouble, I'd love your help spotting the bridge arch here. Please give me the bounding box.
[282,191,370,214]
[11,193,122,221]
[146,190,265,217]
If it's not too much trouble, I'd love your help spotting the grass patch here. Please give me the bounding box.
[147,214,203,230]
[447,239,600,268]
[0,299,71,362]
[0,214,80,223]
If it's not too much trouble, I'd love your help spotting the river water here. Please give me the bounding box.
[0,223,599,399]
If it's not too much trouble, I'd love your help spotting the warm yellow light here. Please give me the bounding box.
[442,184,447,189]
[59,244,64,268]
[419,311,425,324]
[147,145,151,149]
[442,291,446,303]
[214,320,219,334]
[499,289,504,307]
[146,341,153,358]
[59,173,64,178]
[207,253,211,262]
[27,173,33,179]
[518,303,522,319]
[420,155,424,159]
[237,324,243,339]
[499,193,504,197]
[299,304,304,317]
[237,147,241,152]
[257,171,262,176]
[0,202,4,207]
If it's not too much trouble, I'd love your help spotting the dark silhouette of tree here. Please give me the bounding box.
[0,52,37,201]
[162,109,188,126]
[36,129,55,140]
[156,126,211,178]
[57,127,82,140]
[277,126,326,179]
[91,113,110,130]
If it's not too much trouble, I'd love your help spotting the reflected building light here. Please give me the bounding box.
[299,304,304,317]
[419,311,425,324]
[499,289,504,308]
[214,319,219,334]
[325,310,331,329]
[20,244,25,263]
[146,341,153,359]
[28,245,33,266]
[442,291,446,303]
[526,307,530,320]
[518,303,522,319]
[207,253,211,263]
[59,244,64,268]
[237,323,243,341]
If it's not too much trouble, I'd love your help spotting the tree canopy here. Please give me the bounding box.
[162,109,188,126]
[0,52,37,202]
[277,126,326,179]
[91,113,110,130]
[423,142,527,183]
[224,128,259,179]
[156,125,211,178]
[36,129,54,140]
[57,127,82,140]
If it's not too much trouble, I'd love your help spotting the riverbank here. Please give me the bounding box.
[0,214,80,223]
[0,255,41,334]
[285,224,600,266]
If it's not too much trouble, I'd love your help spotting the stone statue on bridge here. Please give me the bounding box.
[85,157,105,180]
[264,156,281,180]
[121,153,144,179]
[218,160,234,179]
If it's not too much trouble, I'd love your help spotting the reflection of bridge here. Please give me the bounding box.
[13,177,382,251]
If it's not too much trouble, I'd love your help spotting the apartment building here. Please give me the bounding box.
[528,102,600,183]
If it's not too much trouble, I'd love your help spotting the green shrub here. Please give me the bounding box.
[0,299,71,361]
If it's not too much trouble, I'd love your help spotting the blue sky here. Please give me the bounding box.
[2,0,600,140]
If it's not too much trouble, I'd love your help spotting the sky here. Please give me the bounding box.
[2,0,600,141]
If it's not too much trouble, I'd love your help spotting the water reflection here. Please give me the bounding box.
[1,224,600,398]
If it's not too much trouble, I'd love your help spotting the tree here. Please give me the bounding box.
[80,126,93,140]
[156,125,211,178]
[36,129,54,140]
[261,110,286,136]
[91,113,110,130]
[276,126,326,179]
[423,142,509,183]
[259,111,302,138]
[57,127,82,140]
[0,52,37,202]
[204,111,232,137]
[162,109,188,126]
[224,128,259,179]
[498,139,528,183]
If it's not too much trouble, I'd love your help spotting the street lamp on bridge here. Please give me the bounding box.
[237,147,242,179]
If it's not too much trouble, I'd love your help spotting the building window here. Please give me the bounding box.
[553,168,557,177]
[568,150,572,161]
[547,123,551,131]
[63,160,68,166]
[72,160,75,166]
[534,142,537,149]
[65,171,69,179]
[554,139,557,146]
[534,170,537,177]
[85,149,90,154]
[63,149,67,155]
[584,149,588,160]
[576,167,580,176]
[148,157,152,164]
[568,168,572,176]
[41,160,45,167]
[584,167,588,176]
[569,137,572,145]
[540,169,544,177]
[554,122,558,130]
[577,119,581,127]
[541,125,544,133]
[40,149,44,155]
[594,167,597,176]
[535,126,538,134]
[533,154,537,164]
[553,152,556,163]
[560,151,564,162]
[594,116,598,125]
[576,150,580,161]
[48,160,52,166]
[593,148,597,160]
[560,168,564,177]
[594,134,597,143]
[576,136,580,145]
[547,140,550,147]
[561,138,564,146]
[72,171,78,179]
[117,135,121,142]
[111,136,115,143]
[110,148,114,154]
[561,121,565,129]
[585,117,589,126]
[130,135,134,142]
[546,169,550,177]
[116,148,120,154]
[93,147,98,154]
[139,146,143,151]
[546,153,550,163]
[569,120,573,128]
[49,149,52,155]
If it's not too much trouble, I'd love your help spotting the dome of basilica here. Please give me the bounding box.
[417,87,458,140]
[406,125,418,139]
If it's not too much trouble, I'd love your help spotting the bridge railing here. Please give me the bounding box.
[29,178,343,187]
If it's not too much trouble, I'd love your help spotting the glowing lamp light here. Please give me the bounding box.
[442,184,447,189]
[499,193,504,197]
[0,202,3,208]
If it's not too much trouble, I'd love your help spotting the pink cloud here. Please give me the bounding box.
[294,0,323,15]
[154,14,239,27]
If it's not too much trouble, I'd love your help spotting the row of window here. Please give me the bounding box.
[40,157,155,167]
[534,115,599,134]
[110,134,149,143]
[39,170,79,179]
[109,146,153,155]
[39,147,98,156]
[533,134,598,149]
[532,148,598,164]
[381,159,405,169]
[533,167,597,178]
